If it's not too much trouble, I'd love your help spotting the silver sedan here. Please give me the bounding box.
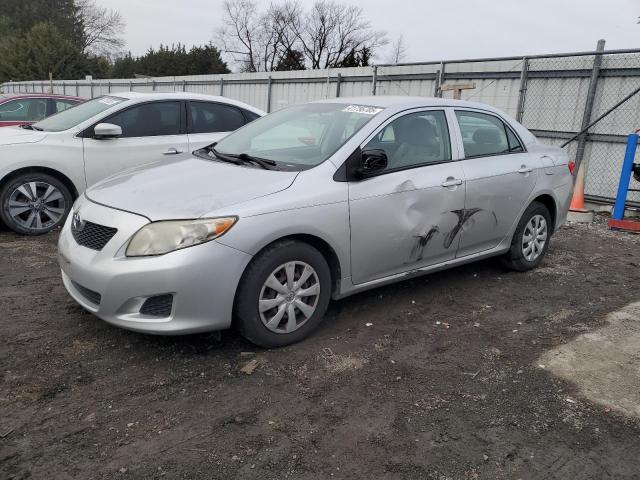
[58,96,573,347]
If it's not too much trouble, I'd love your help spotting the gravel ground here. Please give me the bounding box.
[2,216,640,480]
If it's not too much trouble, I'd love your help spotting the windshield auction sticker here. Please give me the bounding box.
[342,105,383,115]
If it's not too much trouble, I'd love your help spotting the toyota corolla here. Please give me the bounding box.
[58,96,573,347]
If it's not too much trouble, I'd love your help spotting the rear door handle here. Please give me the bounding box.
[441,178,463,187]
[163,147,183,155]
[518,165,533,174]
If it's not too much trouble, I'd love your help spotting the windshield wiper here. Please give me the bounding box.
[207,146,278,170]
[208,146,243,165]
[237,153,278,170]
[21,124,42,131]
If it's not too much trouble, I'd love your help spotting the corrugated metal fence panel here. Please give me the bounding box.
[458,78,521,117]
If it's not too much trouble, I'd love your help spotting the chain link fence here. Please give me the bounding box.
[3,45,640,205]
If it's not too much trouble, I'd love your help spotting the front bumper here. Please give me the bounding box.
[58,197,252,334]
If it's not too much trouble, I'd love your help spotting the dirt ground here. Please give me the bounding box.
[2,215,640,480]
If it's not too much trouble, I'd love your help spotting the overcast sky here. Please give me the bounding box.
[97,0,639,65]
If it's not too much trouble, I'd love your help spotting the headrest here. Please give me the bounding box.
[472,127,501,145]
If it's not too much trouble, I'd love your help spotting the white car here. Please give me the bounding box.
[0,92,264,235]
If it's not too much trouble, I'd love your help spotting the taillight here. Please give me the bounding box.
[568,161,576,175]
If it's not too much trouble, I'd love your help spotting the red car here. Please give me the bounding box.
[0,93,84,127]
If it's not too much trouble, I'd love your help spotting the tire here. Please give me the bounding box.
[501,201,552,272]
[0,172,73,235]
[235,240,332,348]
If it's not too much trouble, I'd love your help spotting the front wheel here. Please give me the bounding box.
[501,201,552,272]
[234,240,332,348]
[0,173,72,235]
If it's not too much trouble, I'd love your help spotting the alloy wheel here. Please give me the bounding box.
[521,214,547,262]
[8,181,67,232]
[258,261,321,334]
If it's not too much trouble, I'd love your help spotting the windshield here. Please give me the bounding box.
[33,96,127,132]
[212,102,383,169]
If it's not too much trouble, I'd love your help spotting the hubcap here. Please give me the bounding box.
[522,214,547,262]
[8,181,66,231]
[259,261,320,334]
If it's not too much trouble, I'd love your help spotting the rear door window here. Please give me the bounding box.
[455,110,523,157]
[189,102,246,133]
[54,99,81,113]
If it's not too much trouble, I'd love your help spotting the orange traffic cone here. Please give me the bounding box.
[570,163,587,212]
[568,162,594,222]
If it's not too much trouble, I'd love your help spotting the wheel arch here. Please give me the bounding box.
[0,166,80,199]
[232,232,343,316]
[531,193,557,233]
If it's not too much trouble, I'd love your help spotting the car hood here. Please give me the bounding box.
[0,126,47,145]
[86,156,299,220]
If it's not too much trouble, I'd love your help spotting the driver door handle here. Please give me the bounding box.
[518,165,533,174]
[441,177,463,188]
[163,147,183,155]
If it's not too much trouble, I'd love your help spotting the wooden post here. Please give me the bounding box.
[440,82,476,100]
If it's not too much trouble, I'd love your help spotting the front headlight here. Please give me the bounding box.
[126,217,238,257]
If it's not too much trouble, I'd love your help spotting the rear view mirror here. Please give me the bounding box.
[94,123,122,139]
[357,149,388,178]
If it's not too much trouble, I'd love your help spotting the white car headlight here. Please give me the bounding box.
[126,217,238,257]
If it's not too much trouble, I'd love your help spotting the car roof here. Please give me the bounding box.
[106,91,266,115]
[0,93,83,101]
[312,95,510,116]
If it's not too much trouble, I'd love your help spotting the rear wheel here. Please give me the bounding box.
[501,201,551,272]
[0,173,72,235]
[235,240,332,348]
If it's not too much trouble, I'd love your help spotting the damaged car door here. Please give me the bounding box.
[349,109,466,285]
[453,109,539,257]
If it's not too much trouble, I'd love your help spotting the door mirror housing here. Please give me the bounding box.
[356,149,388,178]
[94,123,122,139]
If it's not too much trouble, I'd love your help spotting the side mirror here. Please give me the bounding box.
[356,149,388,178]
[94,123,122,139]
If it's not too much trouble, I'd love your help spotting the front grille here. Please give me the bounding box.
[140,294,174,317]
[72,221,117,251]
[71,280,101,305]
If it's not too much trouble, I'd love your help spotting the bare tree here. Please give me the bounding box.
[292,1,387,69]
[215,0,261,72]
[216,0,387,71]
[77,0,125,56]
[386,34,407,64]
[215,0,302,72]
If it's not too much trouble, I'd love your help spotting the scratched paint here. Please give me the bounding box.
[408,226,439,263]
[444,208,483,249]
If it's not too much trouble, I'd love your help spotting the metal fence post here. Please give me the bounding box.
[266,76,273,113]
[108,81,111,93]
[434,61,445,97]
[129,81,133,92]
[575,39,606,172]
[75,81,79,96]
[220,77,224,96]
[152,80,156,91]
[371,66,378,95]
[336,73,342,97]
[516,57,529,123]
[183,80,187,92]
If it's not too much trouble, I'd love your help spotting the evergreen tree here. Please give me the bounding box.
[274,50,305,71]
[0,22,87,81]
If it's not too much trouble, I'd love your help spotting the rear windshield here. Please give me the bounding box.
[34,96,126,132]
